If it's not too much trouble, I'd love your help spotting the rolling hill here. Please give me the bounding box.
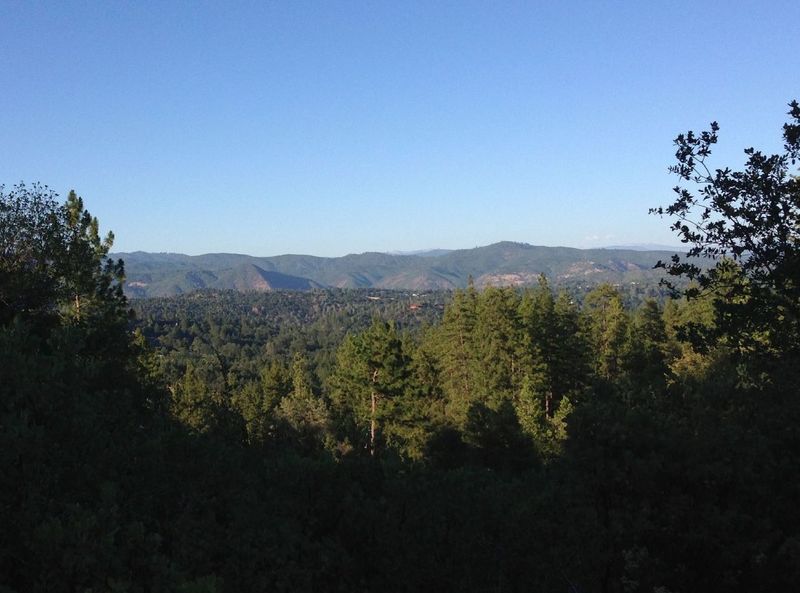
[116,241,682,298]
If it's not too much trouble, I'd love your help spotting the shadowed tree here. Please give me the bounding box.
[472,286,525,406]
[584,284,629,384]
[0,185,172,592]
[329,320,411,457]
[652,100,800,362]
[0,183,126,328]
[274,354,331,452]
[434,281,480,426]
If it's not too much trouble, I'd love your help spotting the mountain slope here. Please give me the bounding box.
[117,242,681,297]
[216,263,324,292]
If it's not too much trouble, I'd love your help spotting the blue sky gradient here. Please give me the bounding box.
[2,1,798,256]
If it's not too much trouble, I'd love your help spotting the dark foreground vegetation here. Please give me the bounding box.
[2,103,799,592]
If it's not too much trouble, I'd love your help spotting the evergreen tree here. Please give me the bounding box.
[514,374,572,460]
[472,286,524,406]
[623,299,671,400]
[1,185,172,592]
[275,354,331,452]
[519,277,560,416]
[552,290,591,402]
[584,284,629,383]
[329,320,411,457]
[231,360,291,444]
[431,282,480,426]
[519,279,590,417]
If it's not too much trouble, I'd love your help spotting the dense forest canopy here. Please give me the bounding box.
[2,102,799,592]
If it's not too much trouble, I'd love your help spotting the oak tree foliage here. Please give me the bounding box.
[652,101,800,356]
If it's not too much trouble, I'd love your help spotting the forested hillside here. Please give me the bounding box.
[117,242,680,297]
[2,103,799,592]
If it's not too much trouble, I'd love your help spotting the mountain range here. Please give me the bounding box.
[115,241,682,298]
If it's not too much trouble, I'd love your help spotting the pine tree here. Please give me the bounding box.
[472,286,524,406]
[520,277,559,415]
[275,354,331,452]
[0,185,172,591]
[584,284,629,383]
[519,278,589,417]
[623,299,671,400]
[432,283,480,426]
[230,360,290,444]
[329,320,411,457]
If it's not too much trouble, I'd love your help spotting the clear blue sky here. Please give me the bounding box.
[2,1,798,256]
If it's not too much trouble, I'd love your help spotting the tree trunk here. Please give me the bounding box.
[370,368,379,456]
[370,389,376,456]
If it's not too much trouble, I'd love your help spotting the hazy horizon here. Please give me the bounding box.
[111,240,685,260]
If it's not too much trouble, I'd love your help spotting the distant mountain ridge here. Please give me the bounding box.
[116,241,681,298]
[604,243,684,252]
[386,249,454,257]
